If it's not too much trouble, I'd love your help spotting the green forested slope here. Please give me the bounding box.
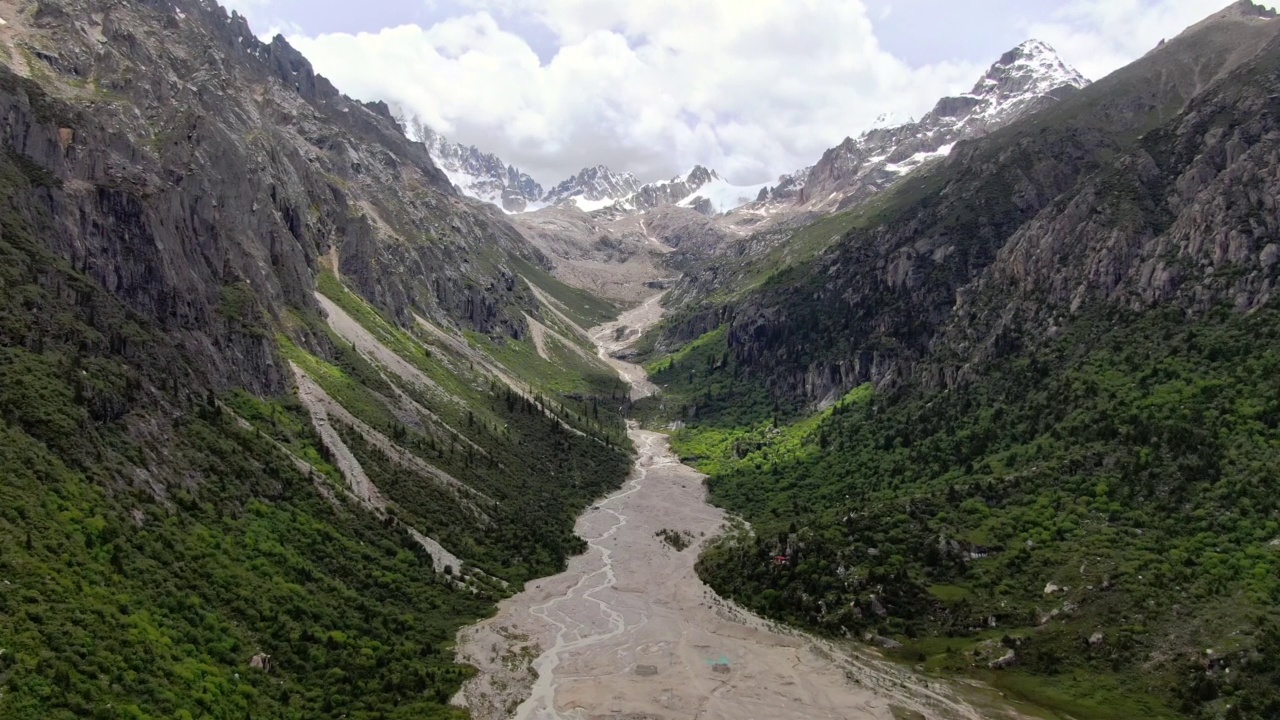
[642,9,1280,719]
[0,109,630,720]
[682,307,1280,718]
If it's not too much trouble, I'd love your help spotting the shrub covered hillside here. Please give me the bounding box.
[686,306,1280,719]
[644,6,1280,720]
[0,85,631,720]
[0,2,632,719]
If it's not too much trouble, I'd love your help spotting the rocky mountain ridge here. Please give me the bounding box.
[417,123,545,213]
[640,7,1280,717]
[738,39,1089,221]
[422,141,767,219]
[540,164,642,211]
[421,37,1095,286]
[596,165,769,217]
[658,0,1280,409]
[499,40,1096,327]
[609,165,720,214]
[0,0,569,387]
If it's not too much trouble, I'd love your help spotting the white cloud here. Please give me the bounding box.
[1027,0,1280,81]
[285,0,1276,187]
[215,0,295,39]
[287,0,983,185]
[219,0,272,15]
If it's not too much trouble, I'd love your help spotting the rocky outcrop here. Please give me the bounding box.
[755,167,810,204]
[640,205,730,252]
[988,650,1017,670]
[0,0,550,396]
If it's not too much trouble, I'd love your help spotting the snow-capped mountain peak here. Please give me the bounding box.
[415,124,544,213]
[744,39,1090,215]
[593,164,759,217]
[541,165,642,211]
[682,165,719,186]
[965,39,1088,114]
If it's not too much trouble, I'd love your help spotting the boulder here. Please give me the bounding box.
[869,635,903,650]
[869,595,888,618]
[989,650,1017,670]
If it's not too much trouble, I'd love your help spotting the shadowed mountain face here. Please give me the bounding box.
[0,2,635,718]
[0,0,565,392]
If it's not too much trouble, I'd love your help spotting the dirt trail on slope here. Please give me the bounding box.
[525,312,600,365]
[316,293,449,399]
[452,296,1033,720]
[523,283,596,344]
[413,315,590,439]
[292,362,476,577]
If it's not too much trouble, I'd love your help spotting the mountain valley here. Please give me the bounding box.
[1,1,1279,719]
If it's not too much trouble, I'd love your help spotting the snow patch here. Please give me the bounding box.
[884,143,955,175]
[678,178,771,214]
[572,196,621,213]
[870,112,913,130]
[438,166,513,213]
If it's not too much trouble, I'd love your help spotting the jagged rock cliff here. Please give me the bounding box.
[0,0,550,396]
[541,164,641,211]
[418,123,545,212]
